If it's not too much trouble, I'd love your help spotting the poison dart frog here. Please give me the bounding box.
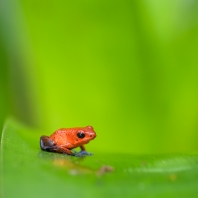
[40,126,96,156]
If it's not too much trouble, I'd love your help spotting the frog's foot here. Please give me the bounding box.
[75,150,93,157]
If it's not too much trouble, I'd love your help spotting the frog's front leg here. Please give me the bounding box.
[75,145,92,156]
[80,145,86,151]
[40,136,74,155]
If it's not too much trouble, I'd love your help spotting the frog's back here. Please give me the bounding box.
[49,128,71,145]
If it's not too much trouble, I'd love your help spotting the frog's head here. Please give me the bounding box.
[73,125,96,147]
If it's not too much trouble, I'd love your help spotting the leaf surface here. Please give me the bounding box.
[1,118,198,198]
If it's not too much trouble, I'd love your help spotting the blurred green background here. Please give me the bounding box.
[1,0,198,154]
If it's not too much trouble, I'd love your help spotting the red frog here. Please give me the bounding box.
[40,126,96,156]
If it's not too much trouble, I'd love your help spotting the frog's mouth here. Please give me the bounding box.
[89,132,96,139]
[85,134,96,144]
[93,135,96,139]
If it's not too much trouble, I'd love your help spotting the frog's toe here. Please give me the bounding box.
[76,150,93,157]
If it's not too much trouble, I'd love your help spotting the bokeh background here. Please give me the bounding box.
[1,0,198,154]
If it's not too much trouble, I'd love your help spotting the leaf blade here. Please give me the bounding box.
[1,118,198,198]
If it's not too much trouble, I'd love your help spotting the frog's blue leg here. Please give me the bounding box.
[75,145,93,157]
[75,151,93,157]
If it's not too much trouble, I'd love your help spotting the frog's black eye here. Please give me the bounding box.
[77,132,85,138]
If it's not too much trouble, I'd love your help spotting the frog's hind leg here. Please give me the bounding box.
[40,135,56,151]
[40,136,74,155]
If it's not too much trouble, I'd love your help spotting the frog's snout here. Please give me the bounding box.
[89,132,96,139]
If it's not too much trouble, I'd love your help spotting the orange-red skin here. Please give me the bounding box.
[40,126,96,155]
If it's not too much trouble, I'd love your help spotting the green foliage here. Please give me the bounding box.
[1,0,197,153]
[1,1,198,197]
[1,118,198,198]
[1,0,198,152]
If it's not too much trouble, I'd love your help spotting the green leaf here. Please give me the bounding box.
[1,118,198,198]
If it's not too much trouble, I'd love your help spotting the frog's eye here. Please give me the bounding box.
[77,132,85,138]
